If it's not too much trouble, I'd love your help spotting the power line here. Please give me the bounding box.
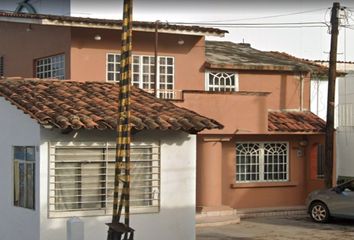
[176,8,328,23]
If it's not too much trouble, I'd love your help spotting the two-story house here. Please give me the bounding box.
[0,10,333,232]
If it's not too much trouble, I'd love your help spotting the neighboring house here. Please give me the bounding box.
[0,79,222,240]
[0,12,334,214]
[173,41,330,211]
[331,62,354,182]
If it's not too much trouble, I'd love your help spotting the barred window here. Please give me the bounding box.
[107,53,175,99]
[48,142,160,218]
[0,56,4,77]
[35,54,65,79]
[236,142,289,183]
[14,146,36,210]
[206,72,238,92]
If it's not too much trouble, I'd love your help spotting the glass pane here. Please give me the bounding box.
[14,147,25,161]
[26,147,35,162]
[26,163,35,209]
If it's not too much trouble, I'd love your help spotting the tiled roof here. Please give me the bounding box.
[205,41,329,76]
[0,79,223,132]
[0,11,227,36]
[268,111,326,133]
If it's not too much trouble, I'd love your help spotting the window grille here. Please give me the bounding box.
[107,53,175,99]
[48,142,160,218]
[0,56,4,77]
[206,72,238,92]
[14,146,36,209]
[236,142,289,183]
[35,54,65,79]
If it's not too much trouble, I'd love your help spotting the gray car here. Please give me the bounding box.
[306,180,354,223]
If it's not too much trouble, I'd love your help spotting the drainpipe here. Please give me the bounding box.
[300,72,304,111]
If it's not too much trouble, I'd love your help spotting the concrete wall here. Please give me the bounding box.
[70,27,205,88]
[0,22,71,79]
[39,129,196,240]
[337,72,354,178]
[0,98,41,240]
[238,71,311,111]
[175,91,269,135]
[196,134,325,209]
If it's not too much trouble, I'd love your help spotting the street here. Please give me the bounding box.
[197,215,354,240]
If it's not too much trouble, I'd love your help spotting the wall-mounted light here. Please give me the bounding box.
[177,39,185,45]
[94,34,102,41]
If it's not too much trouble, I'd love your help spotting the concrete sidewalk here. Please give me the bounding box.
[197,215,354,240]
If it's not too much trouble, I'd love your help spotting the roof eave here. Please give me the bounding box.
[0,16,226,37]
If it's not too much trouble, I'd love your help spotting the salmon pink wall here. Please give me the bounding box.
[0,22,71,78]
[70,28,205,88]
[238,71,311,111]
[175,92,269,135]
[220,135,310,209]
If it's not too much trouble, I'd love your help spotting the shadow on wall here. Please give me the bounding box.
[41,206,196,240]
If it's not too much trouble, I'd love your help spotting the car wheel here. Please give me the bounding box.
[310,202,330,223]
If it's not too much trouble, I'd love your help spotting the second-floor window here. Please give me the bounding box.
[35,54,65,80]
[0,56,4,77]
[206,72,238,92]
[107,53,174,98]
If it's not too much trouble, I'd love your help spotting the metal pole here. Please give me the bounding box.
[324,2,340,188]
[107,0,134,239]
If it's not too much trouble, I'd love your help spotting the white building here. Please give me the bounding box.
[0,79,221,240]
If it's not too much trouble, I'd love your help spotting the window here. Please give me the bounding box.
[35,54,65,79]
[0,56,4,77]
[107,53,175,99]
[48,142,160,217]
[14,146,35,209]
[236,142,288,183]
[206,72,238,92]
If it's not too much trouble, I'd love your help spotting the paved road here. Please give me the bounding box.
[197,215,354,240]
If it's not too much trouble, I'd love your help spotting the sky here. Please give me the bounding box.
[2,0,354,61]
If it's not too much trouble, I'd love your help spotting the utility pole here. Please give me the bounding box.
[106,0,134,239]
[324,2,340,188]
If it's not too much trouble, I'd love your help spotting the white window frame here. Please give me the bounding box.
[35,54,65,80]
[235,142,289,183]
[106,53,175,99]
[13,146,36,210]
[48,141,160,218]
[205,71,239,92]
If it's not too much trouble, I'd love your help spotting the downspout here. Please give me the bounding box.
[299,72,304,111]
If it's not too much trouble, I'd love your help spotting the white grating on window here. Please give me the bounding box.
[0,56,4,77]
[36,54,65,80]
[236,142,289,183]
[206,72,238,92]
[48,142,160,218]
[107,53,175,99]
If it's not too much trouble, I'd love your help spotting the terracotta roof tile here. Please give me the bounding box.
[0,79,223,132]
[268,111,326,133]
[205,41,331,76]
[0,11,227,36]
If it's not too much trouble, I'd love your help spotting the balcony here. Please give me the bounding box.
[142,89,183,100]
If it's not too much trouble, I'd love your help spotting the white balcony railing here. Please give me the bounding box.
[143,89,182,100]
